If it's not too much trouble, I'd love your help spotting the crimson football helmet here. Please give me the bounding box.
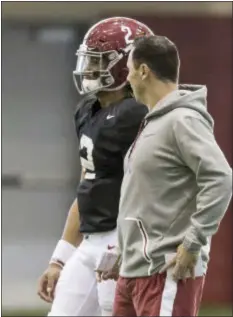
[73,17,154,95]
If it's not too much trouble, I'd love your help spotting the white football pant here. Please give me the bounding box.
[48,229,117,316]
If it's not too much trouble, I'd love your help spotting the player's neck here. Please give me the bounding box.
[97,90,127,108]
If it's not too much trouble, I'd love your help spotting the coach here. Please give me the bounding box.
[113,35,232,316]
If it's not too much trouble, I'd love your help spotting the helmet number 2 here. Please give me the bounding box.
[80,135,95,179]
[121,26,133,45]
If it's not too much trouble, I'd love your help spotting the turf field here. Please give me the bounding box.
[2,306,232,316]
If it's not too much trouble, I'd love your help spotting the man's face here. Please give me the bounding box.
[127,49,145,103]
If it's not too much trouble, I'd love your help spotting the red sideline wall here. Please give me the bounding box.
[136,16,232,305]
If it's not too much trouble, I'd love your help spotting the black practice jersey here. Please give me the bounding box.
[75,96,148,233]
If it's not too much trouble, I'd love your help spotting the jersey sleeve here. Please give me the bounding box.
[117,99,148,157]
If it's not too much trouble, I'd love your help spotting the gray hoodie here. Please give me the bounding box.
[117,84,232,277]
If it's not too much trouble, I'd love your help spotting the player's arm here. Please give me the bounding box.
[60,198,80,246]
[61,169,85,246]
[50,169,85,267]
[56,99,91,252]
[37,170,85,303]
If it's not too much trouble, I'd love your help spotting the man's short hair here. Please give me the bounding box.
[132,35,180,83]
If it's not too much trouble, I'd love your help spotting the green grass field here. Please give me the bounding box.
[2,306,232,316]
[200,306,232,316]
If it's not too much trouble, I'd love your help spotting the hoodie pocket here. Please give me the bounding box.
[125,217,152,264]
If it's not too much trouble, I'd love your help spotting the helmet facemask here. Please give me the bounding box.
[73,44,124,95]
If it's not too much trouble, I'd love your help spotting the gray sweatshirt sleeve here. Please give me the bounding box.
[173,115,232,252]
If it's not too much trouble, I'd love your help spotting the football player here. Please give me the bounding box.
[37,17,154,316]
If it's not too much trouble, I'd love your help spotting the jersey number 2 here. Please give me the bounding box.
[80,135,95,179]
[121,26,133,45]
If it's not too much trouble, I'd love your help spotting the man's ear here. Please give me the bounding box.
[139,63,150,80]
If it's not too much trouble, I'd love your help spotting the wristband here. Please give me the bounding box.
[50,239,76,266]
[49,259,64,269]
